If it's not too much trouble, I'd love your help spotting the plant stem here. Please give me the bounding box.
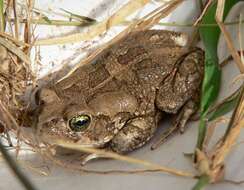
[0,0,4,32]
[192,175,210,190]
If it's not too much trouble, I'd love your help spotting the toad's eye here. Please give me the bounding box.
[69,115,91,132]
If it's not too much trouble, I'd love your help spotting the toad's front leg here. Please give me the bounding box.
[80,116,157,165]
[108,116,157,153]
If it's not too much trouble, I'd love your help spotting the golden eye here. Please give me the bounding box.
[69,115,91,132]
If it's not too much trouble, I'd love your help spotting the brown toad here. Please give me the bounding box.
[35,30,204,162]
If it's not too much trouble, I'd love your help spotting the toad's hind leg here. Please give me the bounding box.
[152,49,204,149]
[109,116,158,153]
[151,99,198,150]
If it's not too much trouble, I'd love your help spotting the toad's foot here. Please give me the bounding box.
[151,99,198,150]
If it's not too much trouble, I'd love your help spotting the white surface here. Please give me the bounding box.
[1,1,244,190]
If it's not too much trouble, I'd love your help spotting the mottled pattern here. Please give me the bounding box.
[156,49,204,113]
[88,63,110,88]
[117,46,148,65]
[35,30,204,160]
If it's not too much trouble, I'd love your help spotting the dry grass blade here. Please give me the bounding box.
[0,36,31,64]
[239,14,244,64]
[0,31,29,46]
[215,1,244,73]
[42,151,176,175]
[35,0,151,45]
[212,119,244,171]
[134,0,183,30]
[0,100,38,148]
[215,0,225,22]
[24,0,33,45]
[203,117,229,148]
[194,0,213,26]
[0,100,19,131]
[55,140,195,178]
[12,0,19,40]
[18,160,49,176]
[231,74,244,85]
[216,21,244,72]
[18,18,91,26]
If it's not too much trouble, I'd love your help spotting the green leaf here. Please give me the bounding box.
[208,96,238,121]
[207,86,242,121]
[197,117,207,149]
[197,0,242,149]
[192,175,210,190]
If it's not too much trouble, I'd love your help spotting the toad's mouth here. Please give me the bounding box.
[38,120,81,143]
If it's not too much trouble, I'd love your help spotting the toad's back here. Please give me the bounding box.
[55,30,192,115]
